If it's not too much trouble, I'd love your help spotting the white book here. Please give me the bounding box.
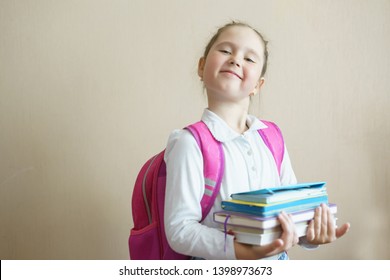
[232,222,308,245]
[220,220,309,235]
[225,219,337,246]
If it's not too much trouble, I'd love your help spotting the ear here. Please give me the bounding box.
[198,57,205,80]
[250,78,265,96]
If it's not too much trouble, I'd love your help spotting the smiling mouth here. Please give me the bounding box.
[220,70,242,80]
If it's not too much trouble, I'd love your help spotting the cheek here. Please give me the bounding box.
[245,67,262,83]
[202,58,220,80]
[204,56,220,72]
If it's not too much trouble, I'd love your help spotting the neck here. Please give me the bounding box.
[207,98,250,134]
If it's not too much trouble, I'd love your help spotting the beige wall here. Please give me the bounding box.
[0,0,389,259]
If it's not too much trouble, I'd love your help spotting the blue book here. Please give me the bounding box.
[221,195,328,217]
[231,182,326,204]
[214,203,337,229]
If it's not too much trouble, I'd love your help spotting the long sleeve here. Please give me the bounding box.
[163,129,236,259]
[279,145,298,186]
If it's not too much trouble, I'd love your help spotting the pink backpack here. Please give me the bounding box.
[128,120,284,259]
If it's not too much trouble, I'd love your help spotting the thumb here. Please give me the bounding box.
[261,238,285,257]
[336,223,351,239]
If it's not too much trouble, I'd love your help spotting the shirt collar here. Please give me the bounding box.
[201,109,268,142]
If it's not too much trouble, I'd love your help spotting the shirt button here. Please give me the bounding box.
[247,150,252,156]
[251,166,256,172]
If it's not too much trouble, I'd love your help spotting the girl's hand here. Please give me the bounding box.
[234,211,299,259]
[276,211,300,250]
[306,203,350,245]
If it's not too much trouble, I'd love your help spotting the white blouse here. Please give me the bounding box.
[164,109,298,259]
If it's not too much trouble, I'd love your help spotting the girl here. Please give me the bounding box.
[164,21,350,260]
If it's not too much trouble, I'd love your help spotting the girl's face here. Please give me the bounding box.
[198,26,265,103]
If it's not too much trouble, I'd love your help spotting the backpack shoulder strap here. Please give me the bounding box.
[186,121,224,222]
[185,120,284,220]
[257,120,285,176]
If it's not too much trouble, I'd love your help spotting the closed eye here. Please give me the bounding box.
[219,50,231,55]
[245,57,256,63]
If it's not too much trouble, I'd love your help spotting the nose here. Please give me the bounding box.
[229,57,241,67]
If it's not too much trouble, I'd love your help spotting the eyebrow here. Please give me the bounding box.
[214,41,261,60]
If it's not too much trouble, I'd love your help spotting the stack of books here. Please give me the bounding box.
[214,182,338,246]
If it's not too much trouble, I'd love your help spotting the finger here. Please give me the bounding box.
[313,206,322,237]
[320,204,328,239]
[325,205,336,239]
[294,232,299,245]
[306,219,315,241]
[278,211,289,223]
[278,212,294,238]
[278,212,290,232]
[278,212,298,249]
[289,214,299,245]
[335,223,351,239]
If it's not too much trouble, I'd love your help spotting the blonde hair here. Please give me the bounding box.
[202,21,269,78]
